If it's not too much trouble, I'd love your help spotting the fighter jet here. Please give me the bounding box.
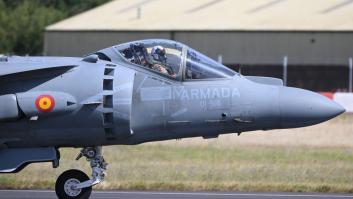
[0,39,344,199]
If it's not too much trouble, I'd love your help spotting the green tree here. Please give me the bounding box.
[0,0,110,55]
[8,1,64,55]
[0,0,12,53]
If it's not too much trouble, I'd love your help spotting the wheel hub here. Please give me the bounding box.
[64,178,82,197]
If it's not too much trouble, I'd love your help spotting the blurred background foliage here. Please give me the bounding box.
[0,0,110,55]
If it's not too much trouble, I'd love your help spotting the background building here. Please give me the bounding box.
[44,0,353,91]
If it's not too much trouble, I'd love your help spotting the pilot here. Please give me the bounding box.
[150,46,175,76]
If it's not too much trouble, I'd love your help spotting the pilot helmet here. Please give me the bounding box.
[151,46,167,63]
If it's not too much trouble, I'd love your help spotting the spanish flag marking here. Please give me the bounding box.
[35,95,55,113]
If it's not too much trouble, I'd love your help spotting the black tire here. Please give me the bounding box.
[55,169,92,199]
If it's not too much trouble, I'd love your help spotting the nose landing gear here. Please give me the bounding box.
[55,146,107,199]
[55,169,91,199]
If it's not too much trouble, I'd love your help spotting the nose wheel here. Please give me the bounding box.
[55,169,92,199]
[55,146,107,199]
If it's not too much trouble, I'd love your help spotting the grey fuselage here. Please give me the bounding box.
[0,41,344,149]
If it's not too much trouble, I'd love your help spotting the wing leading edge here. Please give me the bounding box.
[0,56,78,77]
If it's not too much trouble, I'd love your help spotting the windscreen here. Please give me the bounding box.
[185,48,236,80]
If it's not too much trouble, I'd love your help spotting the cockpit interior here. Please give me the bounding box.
[94,39,236,80]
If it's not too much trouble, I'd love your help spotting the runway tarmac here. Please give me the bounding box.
[0,190,353,199]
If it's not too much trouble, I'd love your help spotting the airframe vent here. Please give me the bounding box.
[103,95,113,108]
[104,68,115,76]
[103,79,113,90]
[0,56,8,62]
[103,112,113,126]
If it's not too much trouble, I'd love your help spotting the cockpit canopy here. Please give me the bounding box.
[119,40,183,78]
[185,47,236,79]
[96,39,236,80]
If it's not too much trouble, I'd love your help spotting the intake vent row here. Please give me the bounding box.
[102,64,116,141]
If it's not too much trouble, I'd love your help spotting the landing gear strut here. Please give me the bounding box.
[55,146,107,199]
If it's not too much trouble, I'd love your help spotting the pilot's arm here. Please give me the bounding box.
[152,63,169,74]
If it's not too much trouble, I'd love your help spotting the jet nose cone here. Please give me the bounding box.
[279,87,345,128]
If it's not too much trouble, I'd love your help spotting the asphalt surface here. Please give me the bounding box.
[0,190,353,199]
